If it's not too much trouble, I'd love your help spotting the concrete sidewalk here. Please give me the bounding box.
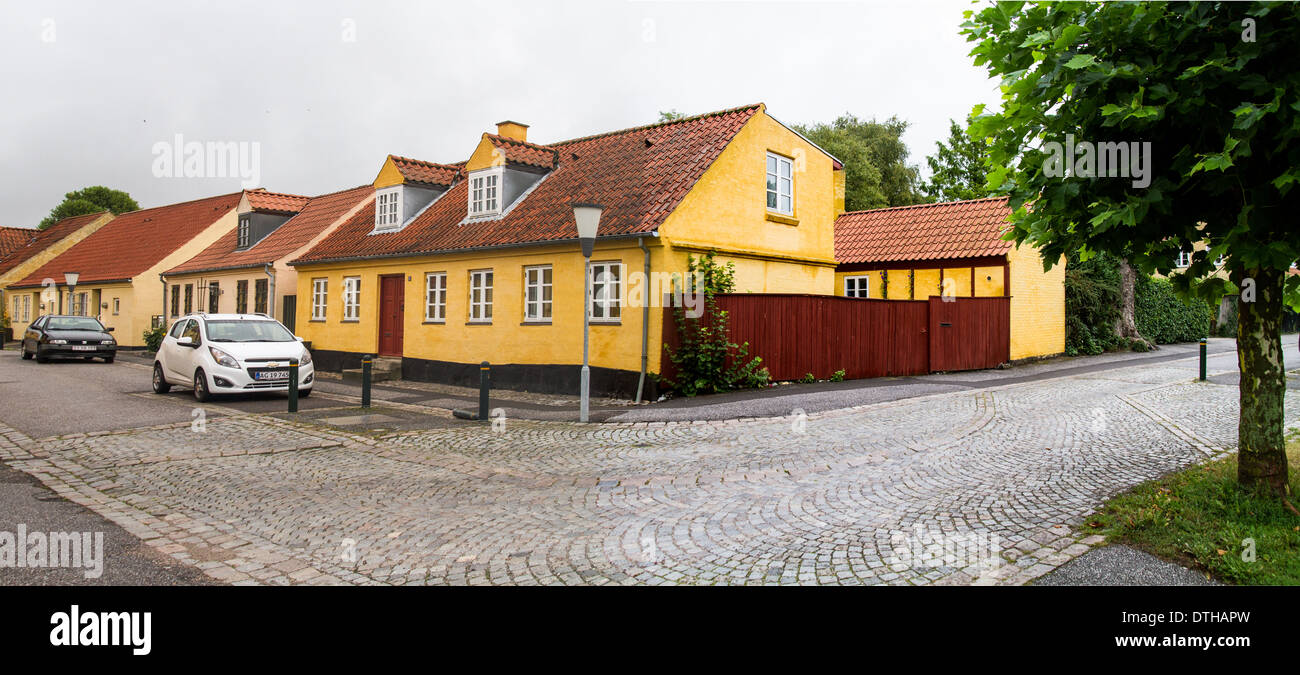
[99,338,1257,424]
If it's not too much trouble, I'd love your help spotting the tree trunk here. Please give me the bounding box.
[1235,266,1290,496]
[1114,258,1153,348]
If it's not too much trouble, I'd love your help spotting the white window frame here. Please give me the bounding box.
[237,216,251,248]
[469,269,493,323]
[23,295,30,323]
[311,278,328,320]
[342,276,361,321]
[468,169,502,216]
[844,275,870,298]
[112,298,120,315]
[523,265,553,322]
[590,261,623,322]
[766,151,794,216]
[12,296,18,324]
[425,272,447,322]
[1176,250,1193,268]
[374,187,402,230]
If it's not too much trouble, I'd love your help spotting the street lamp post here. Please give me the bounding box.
[64,272,79,316]
[572,203,603,423]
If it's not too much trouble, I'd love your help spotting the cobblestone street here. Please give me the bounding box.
[1,346,1295,586]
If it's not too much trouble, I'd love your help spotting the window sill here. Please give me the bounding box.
[309,319,327,323]
[765,212,799,226]
[521,321,552,326]
[465,321,492,326]
[423,319,446,325]
[590,320,622,326]
[341,319,359,323]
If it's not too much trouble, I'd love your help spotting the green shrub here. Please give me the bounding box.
[800,372,816,384]
[831,369,846,382]
[1135,276,1214,344]
[1063,251,1124,355]
[142,325,166,352]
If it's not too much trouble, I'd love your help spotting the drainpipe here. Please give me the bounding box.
[264,264,276,320]
[159,274,167,326]
[636,234,653,404]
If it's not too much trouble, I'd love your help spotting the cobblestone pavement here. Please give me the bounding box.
[1,352,1294,586]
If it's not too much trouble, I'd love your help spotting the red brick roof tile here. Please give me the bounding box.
[390,155,461,186]
[834,196,1014,264]
[0,226,34,259]
[11,193,241,288]
[484,134,558,170]
[293,104,762,265]
[0,212,108,278]
[165,186,372,275]
[245,189,310,215]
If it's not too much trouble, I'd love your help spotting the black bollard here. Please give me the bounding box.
[1199,338,1207,381]
[479,361,490,422]
[361,354,373,408]
[288,358,299,413]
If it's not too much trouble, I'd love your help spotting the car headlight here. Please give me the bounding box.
[48,338,67,344]
[208,346,240,368]
[101,339,115,345]
[300,350,312,366]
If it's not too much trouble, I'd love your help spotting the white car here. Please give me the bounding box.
[152,313,315,402]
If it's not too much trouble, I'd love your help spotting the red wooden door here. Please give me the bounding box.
[378,275,405,357]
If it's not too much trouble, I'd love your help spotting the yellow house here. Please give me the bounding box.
[291,103,843,398]
[9,193,242,346]
[0,211,116,330]
[162,187,371,332]
[834,196,1065,361]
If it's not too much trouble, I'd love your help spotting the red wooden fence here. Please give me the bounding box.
[660,293,1010,383]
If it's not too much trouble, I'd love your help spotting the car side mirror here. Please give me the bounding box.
[177,336,194,346]
[295,336,304,342]
[105,327,115,332]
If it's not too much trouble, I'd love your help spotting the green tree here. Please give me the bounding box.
[921,116,995,202]
[965,1,1300,497]
[38,186,139,229]
[658,109,685,122]
[795,114,921,210]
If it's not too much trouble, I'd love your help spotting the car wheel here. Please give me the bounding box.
[20,347,32,360]
[193,369,212,402]
[152,364,171,394]
[35,351,48,363]
[103,357,115,363]
[83,356,95,361]
[298,388,312,399]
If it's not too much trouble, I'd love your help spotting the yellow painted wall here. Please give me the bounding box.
[373,157,406,189]
[943,268,973,297]
[833,270,886,299]
[466,136,508,172]
[974,266,1005,296]
[294,239,663,374]
[913,269,941,299]
[1008,244,1065,360]
[658,106,837,295]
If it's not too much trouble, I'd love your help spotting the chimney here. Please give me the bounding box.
[495,120,529,142]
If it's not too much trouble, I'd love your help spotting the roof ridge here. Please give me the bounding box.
[115,191,243,217]
[839,195,1009,217]
[390,154,462,170]
[483,133,558,154]
[549,103,763,147]
[247,188,310,200]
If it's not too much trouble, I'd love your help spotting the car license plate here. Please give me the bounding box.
[71,345,95,351]
[255,370,288,381]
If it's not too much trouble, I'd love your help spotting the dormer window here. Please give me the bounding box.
[236,216,251,249]
[469,169,502,216]
[375,187,402,230]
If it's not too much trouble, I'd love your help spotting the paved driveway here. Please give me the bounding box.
[0,343,1296,585]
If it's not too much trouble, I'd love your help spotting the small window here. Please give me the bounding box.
[11,297,18,324]
[237,216,251,249]
[375,188,402,230]
[312,278,328,320]
[425,273,446,322]
[23,295,30,323]
[342,276,361,321]
[469,170,501,216]
[112,298,120,315]
[170,284,180,317]
[236,280,249,314]
[469,270,493,322]
[766,152,794,215]
[590,261,622,321]
[1176,250,1193,268]
[208,282,220,313]
[844,275,870,298]
[523,265,552,322]
[255,279,268,314]
[184,284,193,314]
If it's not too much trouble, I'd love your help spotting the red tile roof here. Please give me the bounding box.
[0,212,108,278]
[390,155,461,186]
[293,104,762,265]
[483,134,558,170]
[834,196,1014,265]
[165,186,372,275]
[11,193,241,288]
[245,189,310,215]
[0,226,34,259]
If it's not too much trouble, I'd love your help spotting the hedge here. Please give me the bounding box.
[1134,276,1214,344]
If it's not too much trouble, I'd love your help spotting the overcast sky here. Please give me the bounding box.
[0,0,999,228]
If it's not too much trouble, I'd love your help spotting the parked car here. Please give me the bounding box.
[151,313,314,402]
[20,315,117,363]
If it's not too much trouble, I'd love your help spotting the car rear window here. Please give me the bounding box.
[204,320,295,343]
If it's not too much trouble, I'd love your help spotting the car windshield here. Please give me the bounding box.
[204,320,295,343]
[46,317,105,331]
